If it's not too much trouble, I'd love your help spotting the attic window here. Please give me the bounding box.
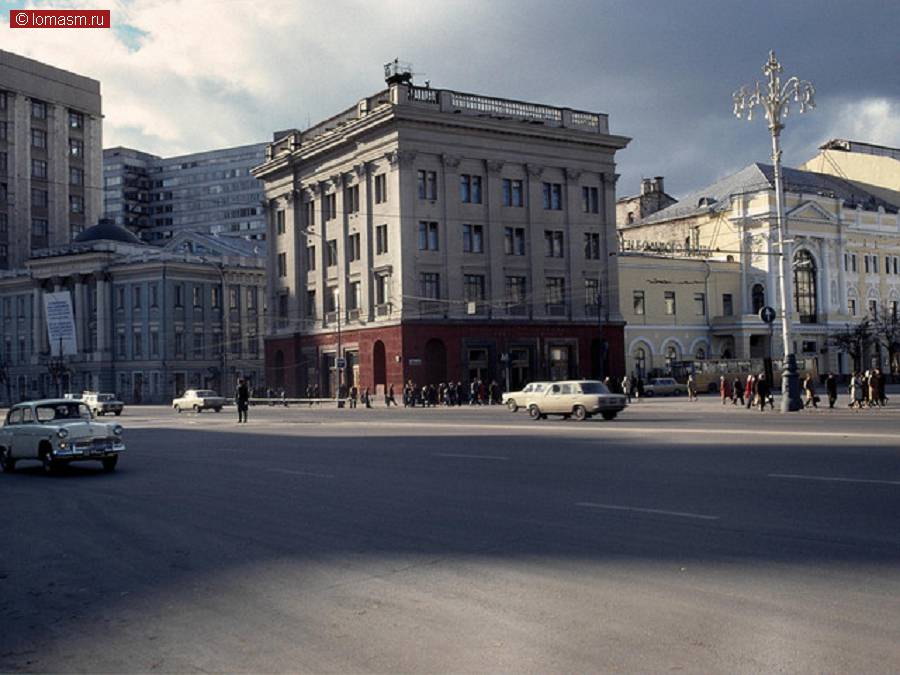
[698,197,717,207]
[627,212,635,224]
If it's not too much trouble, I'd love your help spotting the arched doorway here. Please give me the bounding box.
[424,338,447,384]
[372,340,387,390]
[274,350,285,389]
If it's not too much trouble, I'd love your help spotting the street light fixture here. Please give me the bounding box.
[733,50,815,412]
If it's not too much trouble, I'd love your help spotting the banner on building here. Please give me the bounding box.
[44,291,78,356]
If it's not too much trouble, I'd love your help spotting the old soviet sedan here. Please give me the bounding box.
[172,389,226,413]
[0,399,125,473]
[527,380,627,421]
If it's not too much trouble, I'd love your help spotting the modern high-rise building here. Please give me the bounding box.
[0,49,103,270]
[253,65,630,396]
[103,142,268,242]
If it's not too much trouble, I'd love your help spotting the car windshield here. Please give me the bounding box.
[35,403,92,423]
[196,390,217,397]
[98,394,115,401]
[579,382,611,394]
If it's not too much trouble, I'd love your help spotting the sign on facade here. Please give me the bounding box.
[44,291,78,356]
[620,239,714,258]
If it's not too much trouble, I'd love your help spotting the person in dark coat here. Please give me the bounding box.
[826,372,838,409]
[235,378,250,423]
[756,374,769,412]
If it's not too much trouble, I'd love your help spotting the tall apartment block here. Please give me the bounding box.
[0,49,102,269]
[103,142,267,242]
[254,65,630,396]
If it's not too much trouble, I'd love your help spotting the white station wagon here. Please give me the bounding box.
[0,399,125,473]
[527,380,627,421]
[172,389,226,413]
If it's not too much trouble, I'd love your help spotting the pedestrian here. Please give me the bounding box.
[849,372,864,409]
[623,374,633,403]
[826,372,838,409]
[803,373,818,408]
[869,368,882,407]
[635,376,645,400]
[686,374,696,401]
[349,384,359,408]
[745,374,755,409]
[719,376,730,405]
[235,378,250,423]
[876,368,887,406]
[732,376,744,406]
[386,383,396,407]
[756,373,769,412]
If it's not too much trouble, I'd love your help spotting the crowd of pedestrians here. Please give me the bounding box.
[400,378,503,407]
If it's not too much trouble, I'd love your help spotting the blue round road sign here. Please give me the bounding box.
[759,305,776,323]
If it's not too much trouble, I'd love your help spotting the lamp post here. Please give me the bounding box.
[733,50,815,412]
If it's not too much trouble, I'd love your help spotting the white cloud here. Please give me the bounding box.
[827,98,900,148]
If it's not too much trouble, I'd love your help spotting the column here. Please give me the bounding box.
[96,275,108,357]
[74,276,86,356]
[32,285,45,361]
[484,160,505,319]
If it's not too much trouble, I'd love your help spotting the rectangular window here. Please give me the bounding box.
[116,287,125,310]
[325,193,337,220]
[31,159,48,179]
[306,290,317,318]
[848,298,856,316]
[247,287,258,311]
[502,178,524,207]
[0,92,5,110]
[276,210,285,235]
[542,182,562,210]
[544,230,564,258]
[133,330,143,358]
[462,224,484,253]
[344,185,360,214]
[418,221,439,251]
[174,283,184,308]
[843,253,848,272]
[277,252,287,277]
[327,239,338,266]
[545,277,565,308]
[582,186,599,213]
[459,174,482,204]
[69,195,84,214]
[347,281,361,310]
[150,330,159,357]
[864,255,870,274]
[69,139,84,159]
[633,290,645,315]
[174,330,184,357]
[851,254,857,273]
[347,233,361,262]
[150,283,159,307]
[375,274,390,305]
[31,188,48,208]
[211,286,220,308]
[31,129,47,149]
[873,256,879,274]
[722,293,733,316]
[0,122,6,141]
[117,332,126,358]
[70,167,84,186]
[464,274,485,302]
[892,300,898,320]
[504,227,526,256]
[306,245,316,270]
[694,292,707,316]
[664,291,676,315]
[585,279,600,315]
[31,100,47,119]
[69,110,84,129]
[869,300,878,316]
[506,276,526,309]
[132,286,142,309]
[304,200,315,227]
[229,285,239,310]
[375,224,388,254]
[420,272,440,299]
[417,170,438,200]
[584,232,600,259]
[193,331,204,358]
[374,173,387,204]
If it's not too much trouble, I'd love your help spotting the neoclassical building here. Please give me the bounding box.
[0,221,266,405]
[253,66,630,396]
[617,154,900,377]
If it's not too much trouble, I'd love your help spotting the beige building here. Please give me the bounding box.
[615,176,676,227]
[618,155,900,376]
[253,65,630,395]
[0,50,103,269]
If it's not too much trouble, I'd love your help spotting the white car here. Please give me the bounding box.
[527,380,627,421]
[643,377,686,397]
[172,389,226,413]
[0,399,125,473]
[82,391,124,416]
[502,382,551,412]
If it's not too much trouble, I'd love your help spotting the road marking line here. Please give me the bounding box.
[576,501,720,520]
[433,452,509,461]
[268,468,334,479]
[768,473,900,486]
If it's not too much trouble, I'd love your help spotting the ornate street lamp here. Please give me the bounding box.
[733,50,815,412]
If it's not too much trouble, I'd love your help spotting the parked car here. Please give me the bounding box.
[0,399,125,473]
[82,391,124,416]
[502,382,550,412]
[643,377,686,397]
[527,380,627,421]
[63,392,83,401]
[172,389,226,413]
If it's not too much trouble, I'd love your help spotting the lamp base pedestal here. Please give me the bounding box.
[781,353,804,412]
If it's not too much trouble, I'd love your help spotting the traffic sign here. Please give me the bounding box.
[759,306,776,324]
[336,358,346,369]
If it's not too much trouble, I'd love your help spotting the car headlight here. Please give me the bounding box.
[112,424,124,436]
[57,428,69,439]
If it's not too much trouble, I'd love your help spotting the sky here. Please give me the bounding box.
[2,0,898,199]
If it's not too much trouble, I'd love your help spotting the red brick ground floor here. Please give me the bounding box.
[264,322,625,397]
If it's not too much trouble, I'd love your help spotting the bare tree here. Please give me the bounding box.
[872,308,900,375]
[828,319,874,373]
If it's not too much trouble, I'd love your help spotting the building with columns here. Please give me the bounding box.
[616,159,900,377]
[0,49,103,270]
[0,220,266,405]
[253,66,630,396]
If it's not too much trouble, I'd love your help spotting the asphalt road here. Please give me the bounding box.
[1,397,899,673]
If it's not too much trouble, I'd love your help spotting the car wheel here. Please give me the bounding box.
[214,407,222,413]
[601,411,618,421]
[175,405,181,414]
[114,411,122,416]
[193,404,201,413]
[0,447,15,473]
[506,400,518,413]
[102,456,118,472]
[572,405,587,421]
[41,448,58,475]
[528,405,542,420]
